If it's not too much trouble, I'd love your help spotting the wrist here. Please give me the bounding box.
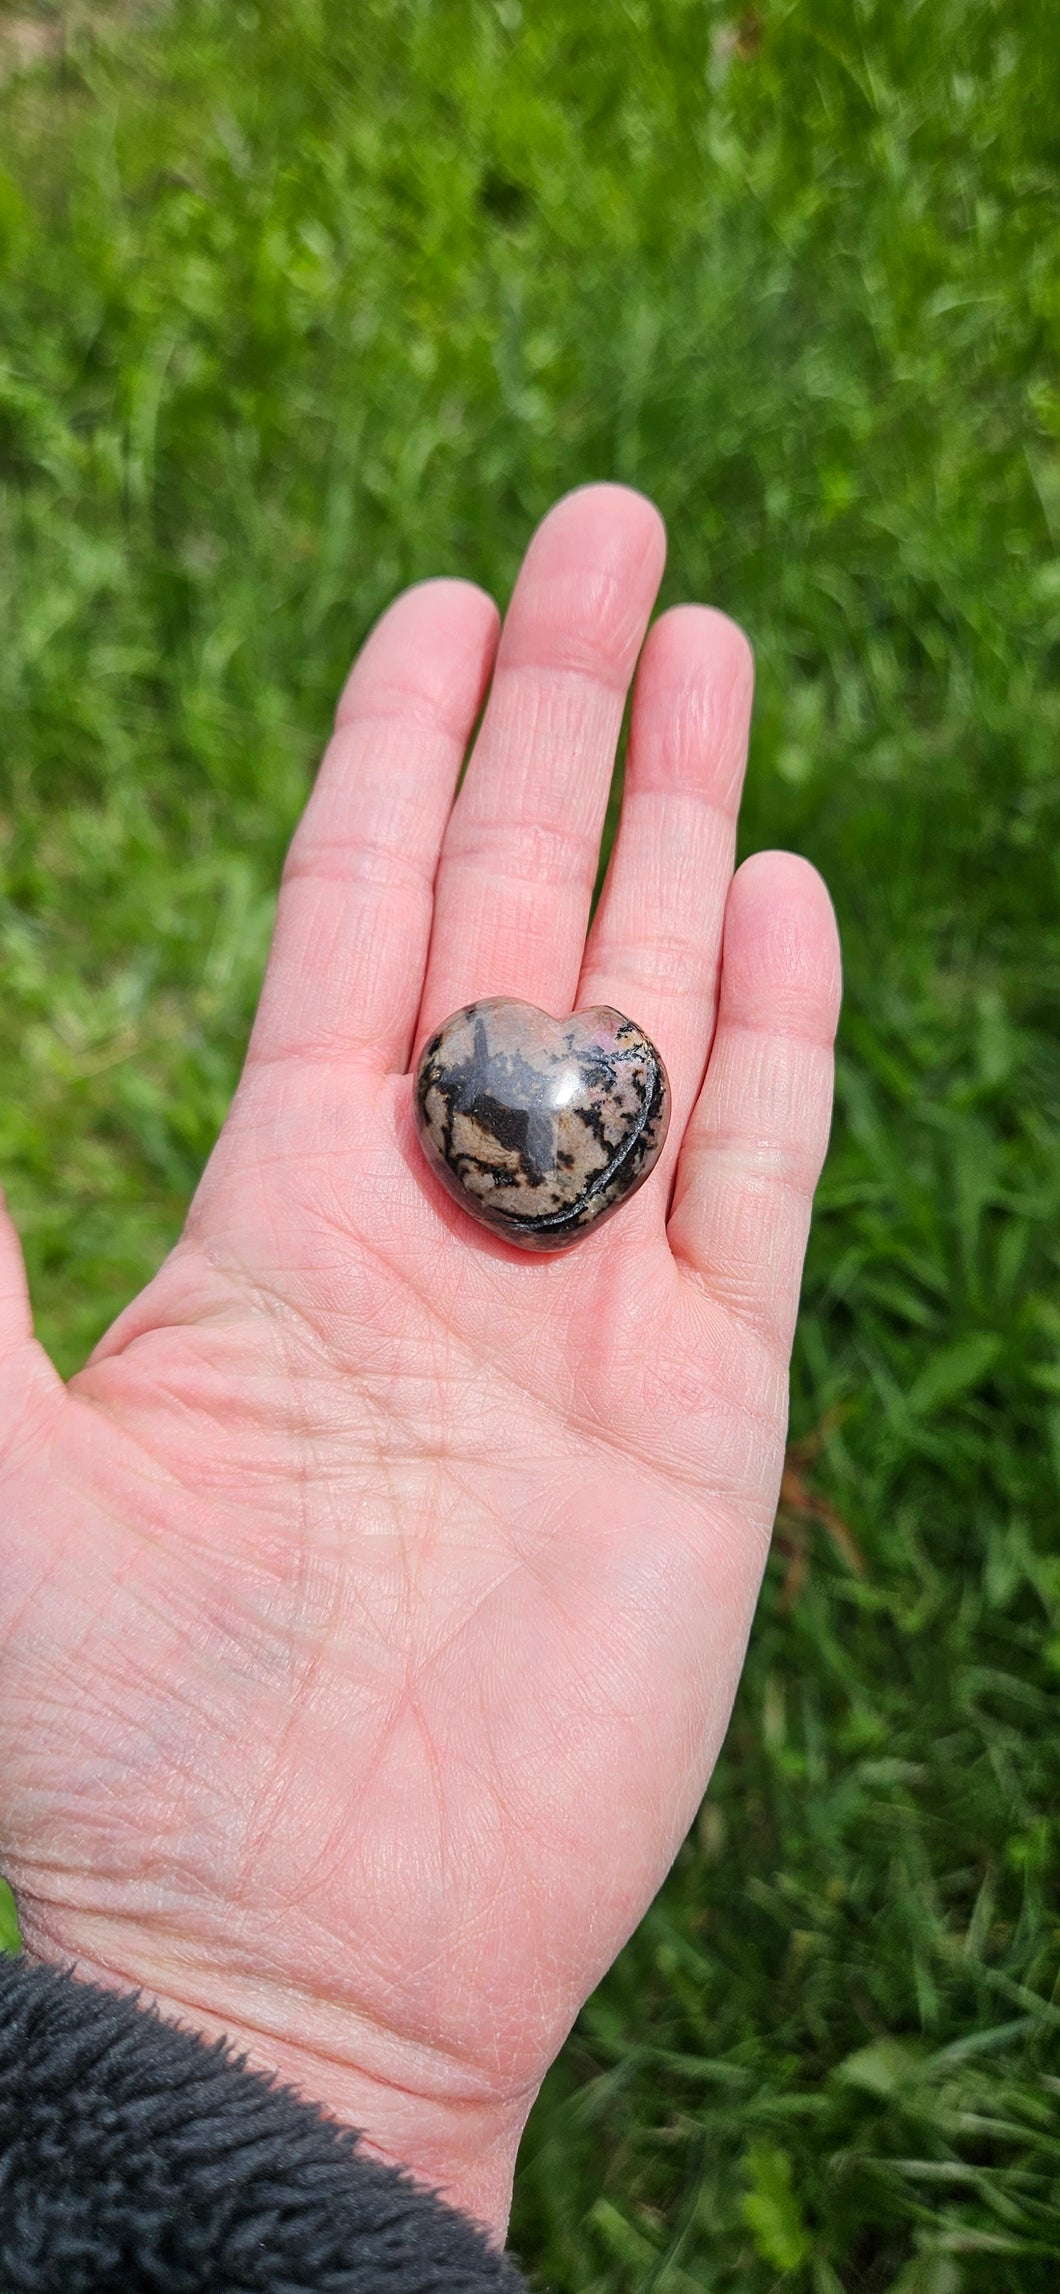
[22,1929,532,2240]
[166,2002,530,2238]
[1,1954,529,2289]
[224,2037,529,2237]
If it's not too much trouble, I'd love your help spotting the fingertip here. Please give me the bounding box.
[334,579,500,731]
[730,846,837,918]
[628,604,755,806]
[542,480,668,567]
[499,485,667,680]
[637,604,754,695]
[396,573,502,630]
[722,852,842,1044]
[647,597,753,667]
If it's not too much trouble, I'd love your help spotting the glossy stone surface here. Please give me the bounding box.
[413,997,670,1252]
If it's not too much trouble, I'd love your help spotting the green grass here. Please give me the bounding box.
[1,0,1058,2284]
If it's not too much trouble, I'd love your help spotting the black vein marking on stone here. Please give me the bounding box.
[499,1049,666,1236]
[464,1093,555,1187]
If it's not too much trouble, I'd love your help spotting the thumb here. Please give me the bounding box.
[0,1185,58,1415]
[0,1184,33,1365]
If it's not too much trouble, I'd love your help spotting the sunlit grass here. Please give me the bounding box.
[1,2,1058,2285]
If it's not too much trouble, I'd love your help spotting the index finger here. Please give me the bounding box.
[246,578,500,1078]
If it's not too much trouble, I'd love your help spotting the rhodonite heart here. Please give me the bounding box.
[413,998,670,1252]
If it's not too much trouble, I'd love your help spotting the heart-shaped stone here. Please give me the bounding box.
[413,998,670,1252]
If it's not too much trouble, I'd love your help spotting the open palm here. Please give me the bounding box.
[0,487,839,2233]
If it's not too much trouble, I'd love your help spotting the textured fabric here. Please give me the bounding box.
[0,1955,527,2292]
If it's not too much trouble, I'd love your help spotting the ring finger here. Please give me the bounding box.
[577,601,755,1204]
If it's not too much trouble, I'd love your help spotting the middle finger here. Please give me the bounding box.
[415,483,666,1050]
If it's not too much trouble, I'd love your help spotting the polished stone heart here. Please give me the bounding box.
[413,997,670,1252]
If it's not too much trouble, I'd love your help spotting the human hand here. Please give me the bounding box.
[0,486,840,2236]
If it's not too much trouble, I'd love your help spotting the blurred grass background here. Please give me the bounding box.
[1,0,1058,2285]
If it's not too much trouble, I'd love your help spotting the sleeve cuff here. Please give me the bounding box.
[0,1953,527,2291]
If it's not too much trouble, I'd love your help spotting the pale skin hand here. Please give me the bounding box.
[0,486,840,2238]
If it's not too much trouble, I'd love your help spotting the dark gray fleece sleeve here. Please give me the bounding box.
[0,1955,528,2292]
